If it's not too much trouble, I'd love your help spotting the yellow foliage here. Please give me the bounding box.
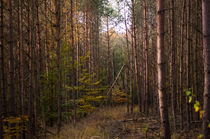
[112,86,127,104]
[200,110,204,119]
[79,104,96,113]
[77,98,86,105]
[3,115,29,138]
[85,95,102,102]
[195,106,200,112]
[198,134,204,138]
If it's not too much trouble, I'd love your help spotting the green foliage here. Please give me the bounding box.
[186,90,204,119]
[186,90,192,96]
[189,96,192,103]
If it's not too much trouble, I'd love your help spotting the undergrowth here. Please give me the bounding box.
[47,105,136,139]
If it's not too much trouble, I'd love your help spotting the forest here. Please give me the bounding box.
[0,0,210,138]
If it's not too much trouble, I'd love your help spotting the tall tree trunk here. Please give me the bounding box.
[143,0,149,115]
[0,0,6,117]
[186,0,191,129]
[0,0,3,136]
[107,17,112,104]
[179,0,186,130]
[195,0,199,121]
[70,0,76,126]
[8,0,15,117]
[76,0,80,99]
[36,0,46,137]
[55,0,62,134]
[29,0,36,136]
[130,22,134,114]
[19,0,24,116]
[124,0,130,113]
[156,0,171,138]
[202,0,210,138]
[170,0,176,131]
[131,0,141,112]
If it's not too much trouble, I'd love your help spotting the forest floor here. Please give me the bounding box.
[47,105,201,139]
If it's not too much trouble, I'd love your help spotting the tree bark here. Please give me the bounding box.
[36,0,46,137]
[55,0,62,134]
[0,0,6,118]
[186,0,191,129]
[156,0,171,138]
[131,0,141,112]
[170,0,176,131]
[19,0,24,116]
[143,0,149,115]
[70,0,76,126]
[8,0,15,117]
[202,0,210,138]
[0,0,3,136]
[124,0,130,113]
[106,17,113,104]
[29,0,36,136]
[179,0,186,130]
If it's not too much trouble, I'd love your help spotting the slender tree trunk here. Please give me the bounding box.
[55,0,62,134]
[29,0,36,136]
[170,0,176,131]
[0,0,3,136]
[45,0,49,78]
[202,0,210,138]
[125,68,129,114]
[156,0,171,138]
[131,0,141,112]
[76,0,80,99]
[107,17,112,104]
[179,0,186,130]
[0,0,6,117]
[8,0,15,117]
[130,23,134,114]
[143,0,149,115]
[124,0,130,113]
[19,0,24,116]
[195,0,199,121]
[186,0,191,129]
[95,13,100,81]
[36,0,46,137]
[70,0,76,126]
[19,1,26,137]
[85,9,89,69]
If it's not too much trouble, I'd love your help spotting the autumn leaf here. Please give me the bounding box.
[194,101,200,112]
[189,96,192,103]
[195,106,200,112]
[198,134,203,138]
[200,110,204,119]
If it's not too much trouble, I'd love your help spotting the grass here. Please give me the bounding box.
[47,105,201,139]
[47,105,134,139]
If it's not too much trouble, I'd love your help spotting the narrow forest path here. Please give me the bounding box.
[47,105,161,139]
[47,105,200,139]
